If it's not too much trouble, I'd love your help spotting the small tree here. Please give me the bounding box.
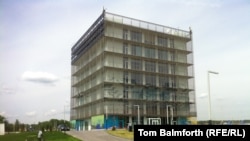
[0,115,6,123]
[15,119,20,132]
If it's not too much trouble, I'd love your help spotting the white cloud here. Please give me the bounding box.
[0,112,19,119]
[21,71,58,84]
[0,83,16,95]
[26,111,37,117]
[44,109,57,116]
[0,111,6,116]
[198,93,208,99]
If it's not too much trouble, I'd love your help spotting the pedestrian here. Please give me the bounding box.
[37,129,43,141]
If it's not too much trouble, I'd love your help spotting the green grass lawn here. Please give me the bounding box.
[107,129,134,140]
[0,131,81,141]
[1,129,133,141]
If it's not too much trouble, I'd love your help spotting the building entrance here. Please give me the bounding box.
[148,118,161,125]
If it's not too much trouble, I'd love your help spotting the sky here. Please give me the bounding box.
[0,0,249,124]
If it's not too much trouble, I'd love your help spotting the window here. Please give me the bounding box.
[145,34,154,44]
[132,87,143,99]
[123,29,128,40]
[124,85,128,99]
[145,61,156,72]
[123,43,128,54]
[131,59,142,70]
[146,88,157,100]
[131,31,142,42]
[157,36,168,47]
[131,72,143,85]
[160,90,170,101]
[131,45,142,56]
[169,52,175,61]
[146,103,157,115]
[123,71,128,83]
[145,48,155,58]
[169,38,174,48]
[169,77,176,88]
[169,64,175,74]
[159,76,169,87]
[145,74,156,86]
[158,50,168,60]
[123,58,128,69]
[158,63,168,74]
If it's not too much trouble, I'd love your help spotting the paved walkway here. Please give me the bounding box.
[66,130,133,141]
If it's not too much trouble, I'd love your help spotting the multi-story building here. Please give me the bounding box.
[70,10,196,130]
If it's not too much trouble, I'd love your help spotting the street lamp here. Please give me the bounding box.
[207,70,219,125]
[134,105,140,125]
[63,105,67,133]
[64,104,70,124]
[166,105,173,125]
[105,105,108,130]
[64,105,65,124]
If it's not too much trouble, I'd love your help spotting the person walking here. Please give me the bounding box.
[37,129,43,141]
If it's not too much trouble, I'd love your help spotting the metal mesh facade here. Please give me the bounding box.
[70,11,196,130]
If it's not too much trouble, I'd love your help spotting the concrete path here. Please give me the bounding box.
[66,130,133,141]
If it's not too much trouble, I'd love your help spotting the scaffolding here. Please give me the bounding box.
[70,11,196,129]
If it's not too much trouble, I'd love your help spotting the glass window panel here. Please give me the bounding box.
[131,31,142,42]
[145,48,155,58]
[157,36,168,47]
[131,59,142,70]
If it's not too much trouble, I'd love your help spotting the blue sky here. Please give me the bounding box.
[0,0,249,124]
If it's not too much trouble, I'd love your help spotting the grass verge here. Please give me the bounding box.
[107,129,133,140]
[0,131,81,141]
